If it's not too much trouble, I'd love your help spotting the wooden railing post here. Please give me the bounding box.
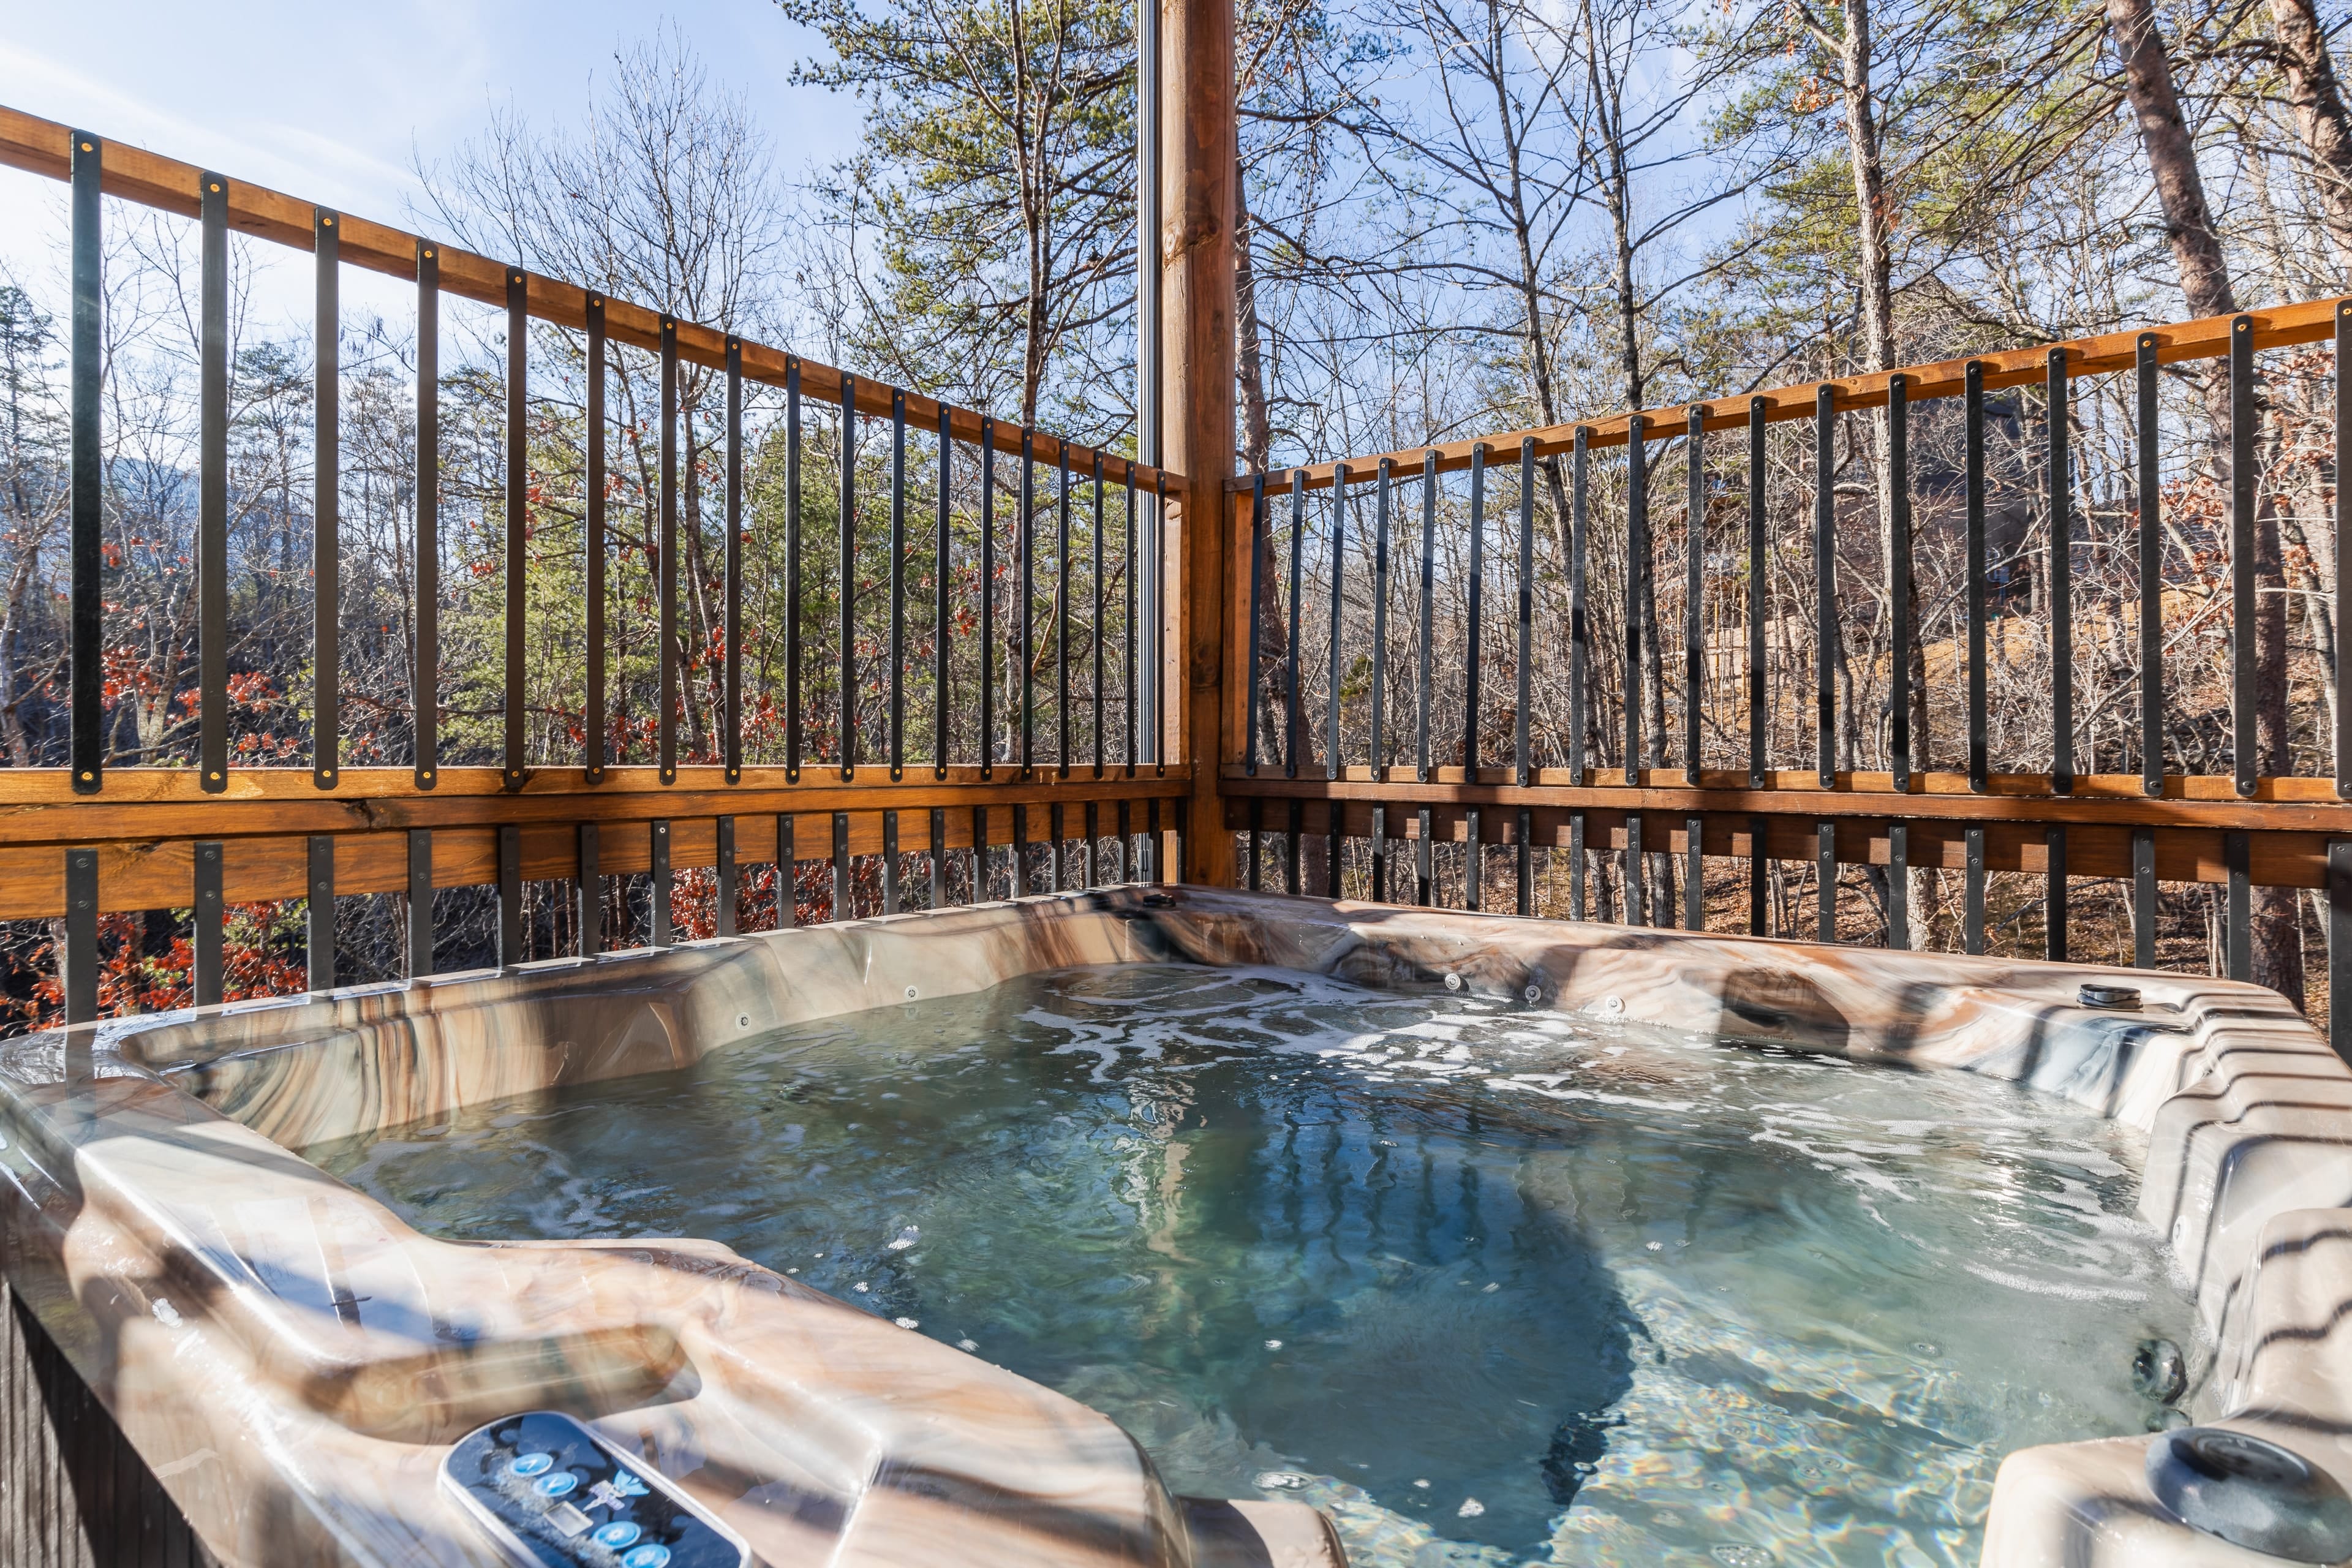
[1161,0,1237,886]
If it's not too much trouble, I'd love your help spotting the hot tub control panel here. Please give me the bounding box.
[440,1411,750,1568]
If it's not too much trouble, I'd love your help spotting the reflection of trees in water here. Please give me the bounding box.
[1138,1058,1642,1533]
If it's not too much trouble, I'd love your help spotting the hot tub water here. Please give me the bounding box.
[306,963,2198,1567]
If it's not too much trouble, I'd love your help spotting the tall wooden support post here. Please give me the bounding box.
[1161,0,1237,886]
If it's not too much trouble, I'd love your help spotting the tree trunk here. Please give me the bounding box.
[2267,0,2352,260]
[2108,0,2304,1003]
[1234,156,1295,785]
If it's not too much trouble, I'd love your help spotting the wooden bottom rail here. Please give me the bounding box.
[1221,796,2332,890]
[0,771,1189,920]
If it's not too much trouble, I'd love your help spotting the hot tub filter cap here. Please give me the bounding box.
[2144,1426,2352,1562]
[2078,982,2142,1010]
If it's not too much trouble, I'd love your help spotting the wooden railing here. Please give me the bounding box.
[1224,296,2352,1055]
[0,106,1189,1025]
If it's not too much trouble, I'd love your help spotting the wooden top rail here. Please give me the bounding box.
[1241,296,2352,495]
[0,764,1189,849]
[0,105,1183,494]
[1219,764,2352,835]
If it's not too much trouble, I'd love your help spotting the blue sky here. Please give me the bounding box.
[0,2,851,319]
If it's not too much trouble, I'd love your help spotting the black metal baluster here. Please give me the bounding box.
[1174,796,1189,885]
[1088,799,1102,889]
[314,210,341,790]
[718,816,738,938]
[1021,430,1036,778]
[1748,399,1766,790]
[1816,821,1836,943]
[1094,454,1107,774]
[1964,826,1986,954]
[2332,843,2352,1063]
[2231,316,2257,799]
[1517,439,1536,787]
[1814,385,1834,790]
[1626,813,1645,925]
[309,836,336,987]
[930,807,948,906]
[68,134,100,796]
[198,175,227,793]
[1685,405,1704,780]
[1570,810,1586,919]
[1684,813,1703,930]
[1888,821,1908,949]
[1371,461,1393,778]
[1890,375,1912,793]
[505,271,529,791]
[1464,445,1485,783]
[195,840,224,1005]
[2049,349,2073,795]
[2339,305,2352,798]
[1057,443,1072,778]
[890,389,907,781]
[1416,450,1438,783]
[1517,439,1536,910]
[1286,470,1306,778]
[1466,809,1482,911]
[937,404,953,780]
[1371,804,1387,902]
[1012,802,1029,896]
[579,823,601,956]
[409,245,442,794]
[1247,797,1262,892]
[652,820,672,947]
[1245,472,1267,776]
[582,294,602,783]
[2133,825,2156,969]
[1155,475,1168,772]
[726,339,743,784]
[1117,798,1132,884]
[883,811,900,914]
[2226,831,2251,980]
[496,827,519,963]
[1627,416,1648,783]
[973,805,990,899]
[1050,801,1066,893]
[1415,807,1432,905]
[1967,361,1989,791]
[1325,464,1349,780]
[981,420,997,779]
[658,315,679,785]
[834,812,853,918]
[2043,824,2068,960]
[786,359,803,782]
[715,818,734,940]
[64,850,96,1022]
[2139,334,2163,799]
[407,830,431,978]
[777,815,796,928]
[1125,467,1138,772]
[842,375,859,782]
[1747,814,1766,935]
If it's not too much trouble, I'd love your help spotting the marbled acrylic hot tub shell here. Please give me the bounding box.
[0,886,2343,1566]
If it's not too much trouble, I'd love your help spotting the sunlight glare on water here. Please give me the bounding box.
[304,963,2198,1567]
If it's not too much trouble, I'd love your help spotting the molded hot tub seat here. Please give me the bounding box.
[0,886,2343,1566]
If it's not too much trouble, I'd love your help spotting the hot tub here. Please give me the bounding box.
[1,886,2346,1566]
